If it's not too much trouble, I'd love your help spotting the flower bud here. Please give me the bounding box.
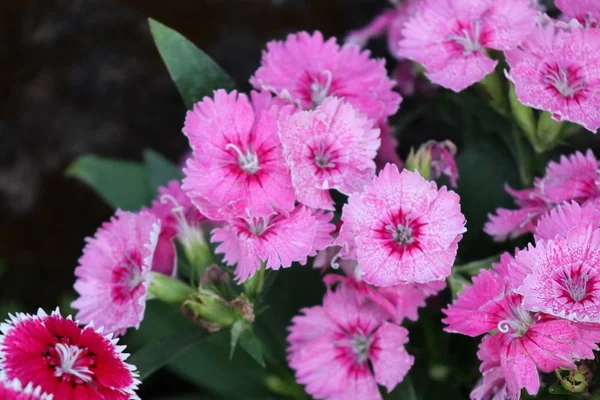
[148,272,194,304]
[406,140,459,187]
[182,289,254,333]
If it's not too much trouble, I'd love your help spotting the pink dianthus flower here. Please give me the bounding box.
[211,205,324,282]
[287,282,413,400]
[535,200,600,241]
[556,0,600,29]
[470,335,508,400]
[72,210,160,335]
[443,254,600,397]
[182,90,295,220]
[337,164,465,286]
[251,31,401,120]
[485,150,600,241]
[398,0,538,92]
[506,24,600,132]
[278,97,380,210]
[0,309,139,400]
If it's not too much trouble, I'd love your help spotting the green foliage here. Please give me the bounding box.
[144,149,184,195]
[149,19,235,109]
[66,155,153,211]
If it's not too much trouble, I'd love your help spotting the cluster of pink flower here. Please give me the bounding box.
[353,0,600,132]
[445,197,600,398]
[486,150,600,241]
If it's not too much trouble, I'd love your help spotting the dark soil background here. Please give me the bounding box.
[0,0,389,397]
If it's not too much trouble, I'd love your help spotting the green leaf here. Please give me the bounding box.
[129,328,209,381]
[144,149,184,193]
[453,254,500,276]
[66,155,152,211]
[132,301,270,399]
[448,274,471,299]
[386,376,418,400]
[231,320,266,367]
[149,19,235,108]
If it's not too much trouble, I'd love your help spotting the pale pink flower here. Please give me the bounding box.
[485,150,600,241]
[337,164,465,286]
[287,283,413,400]
[182,90,295,220]
[72,210,160,335]
[211,205,318,282]
[398,0,537,92]
[0,309,139,400]
[0,373,52,400]
[556,0,600,29]
[375,121,403,171]
[444,256,600,398]
[506,25,600,132]
[470,335,508,400]
[144,180,207,276]
[250,31,401,120]
[535,200,600,241]
[278,97,380,210]
[519,225,600,322]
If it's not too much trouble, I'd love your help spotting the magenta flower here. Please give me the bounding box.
[287,283,413,400]
[556,0,600,29]
[72,210,160,335]
[507,24,600,132]
[144,180,207,276]
[397,0,537,92]
[470,335,508,400]
[211,205,320,282]
[250,31,401,120]
[0,309,139,400]
[443,256,600,397]
[519,225,600,322]
[535,200,600,241]
[182,90,295,220]
[278,97,380,210]
[338,164,465,286]
[0,373,52,400]
[485,150,600,241]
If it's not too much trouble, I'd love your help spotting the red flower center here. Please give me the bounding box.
[376,211,424,255]
[43,341,96,385]
[111,251,145,303]
[448,19,488,56]
[554,264,598,304]
[543,62,587,100]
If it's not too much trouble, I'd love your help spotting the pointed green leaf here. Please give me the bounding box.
[231,320,266,367]
[143,149,184,192]
[453,254,499,276]
[66,155,152,210]
[149,18,235,108]
[130,328,209,381]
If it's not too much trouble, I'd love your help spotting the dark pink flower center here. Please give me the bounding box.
[43,341,95,385]
[543,62,586,100]
[497,300,533,337]
[310,70,333,107]
[333,327,377,373]
[111,251,145,303]
[554,265,598,304]
[448,19,487,55]
[376,211,424,254]
[576,13,600,29]
[226,143,260,174]
[311,140,338,170]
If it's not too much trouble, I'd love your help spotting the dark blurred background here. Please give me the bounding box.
[0,0,388,397]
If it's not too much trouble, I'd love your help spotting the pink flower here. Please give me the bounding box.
[0,309,139,400]
[278,97,380,210]
[182,90,295,220]
[72,210,160,335]
[250,31,401,120]
[376,280,446,323]
[287,282,413,400]
[211,205,319,282]
[519,225,600,322]
[408,140,459,187]
[535,200,600,241]
[397,0,537,92]
[470,335,508,400]
[337,164,465,286]
[0,373,52,400]
[506,24,600,132]
[555,0,600,29]
[485,150,600,241]
[307,209,336,259]
[443,257,600,397]
[144,180,207,276]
